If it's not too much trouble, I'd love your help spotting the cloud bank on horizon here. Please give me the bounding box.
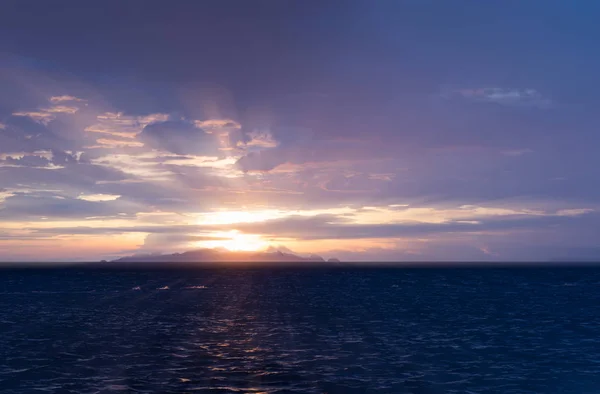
[1,1,599,262]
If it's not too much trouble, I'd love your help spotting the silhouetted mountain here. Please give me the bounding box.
[109,248,338,264]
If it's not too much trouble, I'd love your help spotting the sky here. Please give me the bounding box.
[1,0,600,262]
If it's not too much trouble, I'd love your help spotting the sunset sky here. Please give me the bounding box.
[1,1,600,262]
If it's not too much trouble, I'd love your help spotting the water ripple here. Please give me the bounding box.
[0,267,599,393]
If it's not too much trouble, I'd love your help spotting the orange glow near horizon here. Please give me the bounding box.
[199,230,270,252]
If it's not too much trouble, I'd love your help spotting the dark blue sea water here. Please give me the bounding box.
[1,266,600,393]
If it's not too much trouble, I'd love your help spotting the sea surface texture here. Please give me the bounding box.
[1,266,599,393]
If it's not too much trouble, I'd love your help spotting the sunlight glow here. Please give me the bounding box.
[201,230,269,252]
[195,207,355,225]
[196,210,286,225]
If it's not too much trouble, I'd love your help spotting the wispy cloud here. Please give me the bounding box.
[12,111,56,125]
[11,96,86,125]
[445,88,553,109]
[502,148,533,156]
[0,190,15,204]
[90,149,242,182]
[85,112,169,138]
[0,81,595,262]
[49,95,86,103]
[91,152,176,181]
[0,150,54,161]
[193,119,241,133]
[241,130,279,149]
[77,194,121,202]
[88,138,145,149]
[0,150,64,169]
[43,105,79,114]
[556,208,595,217]
[479,246,498,257]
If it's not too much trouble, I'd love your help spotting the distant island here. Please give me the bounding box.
[107,248,341,265]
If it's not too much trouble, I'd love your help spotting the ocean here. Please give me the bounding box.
[1,266,599,393]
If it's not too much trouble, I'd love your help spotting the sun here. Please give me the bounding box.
[202,230,269,252]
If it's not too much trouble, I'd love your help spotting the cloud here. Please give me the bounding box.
[12,111,55,125]
[0,190,15,204]
[0,150,65,170]
[77,193,121,202]
[234,134,386,174]
[0,193,137,220]
[556,208,595,217]
[241,130,279,149]
[193,119,241,132]
[0,73,597,262]
[0,116,65,153]
[0,150,54,161]
[0,160,130,194]
[49,95,86,103]
[328,242,498,263]
[88,149,242,183]
[211,208,596,243]
[11,96,87,125]
[0,147,86,174]
[25,203,595,238]
[90,151,175,181]
[11,196,597,262]
[447,88,553,108]
[236,150,286,172]
[85,112,169,138]
[139,120,220,155]
[502,148,533,156]
[88,138,145,149]
[233,126,324,172]
[43,105,79,114]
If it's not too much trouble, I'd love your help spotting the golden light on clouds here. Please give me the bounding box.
[77,194,121,202]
